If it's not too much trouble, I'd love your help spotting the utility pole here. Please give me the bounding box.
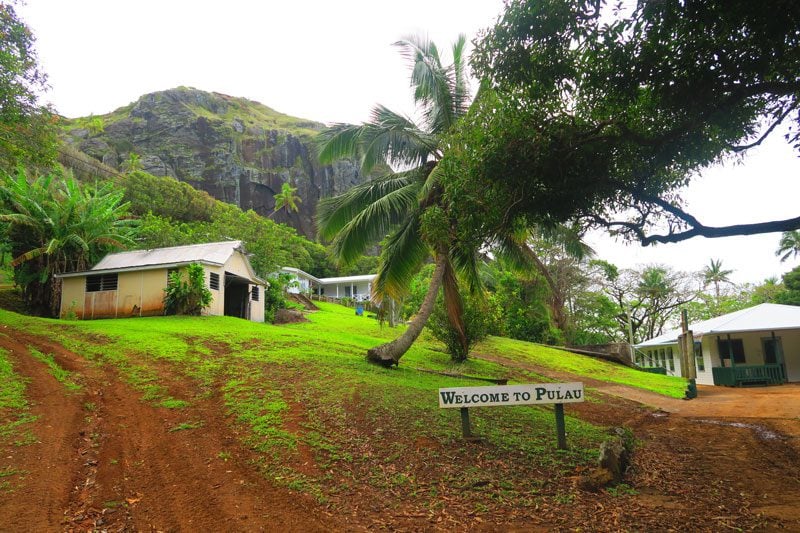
[626,306,636,364]
[680,309,697,399]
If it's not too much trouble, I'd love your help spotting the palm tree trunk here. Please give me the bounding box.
[522,245,569,333]
[367,252,447,367]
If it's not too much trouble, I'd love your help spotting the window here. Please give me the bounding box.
[667,347,674,371]
[659,349,666,368]
[251,286,260,302]
[694,342,705,371]
[717,338,745,364]
[86,273,118,292]
[209,272,220,290]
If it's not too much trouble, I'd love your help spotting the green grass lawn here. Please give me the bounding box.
[0,301,685,507]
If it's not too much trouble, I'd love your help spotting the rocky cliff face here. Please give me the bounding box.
[62,87,368,239]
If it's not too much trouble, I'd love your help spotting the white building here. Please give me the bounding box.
[636,303,800,386]
[279,267,376,302]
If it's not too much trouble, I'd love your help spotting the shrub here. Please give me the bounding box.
[427,293,500,363]
[264,272,292,323]
[163,263,212,315]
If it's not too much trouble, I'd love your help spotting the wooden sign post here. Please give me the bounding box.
[438,382,585,450]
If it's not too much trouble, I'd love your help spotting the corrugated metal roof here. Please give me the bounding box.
[637,303,800,347]
[279,267,322,284]
[92,241,243,271]
[318,274,376,284]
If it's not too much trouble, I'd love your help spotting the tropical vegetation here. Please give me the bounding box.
[0,170,137,316]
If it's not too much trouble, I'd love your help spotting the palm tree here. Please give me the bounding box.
[776,231,800,262]
[0,170,137,315]
[123,152,142,172]
[495,224,594,335]
[271,182,302,218]
[703,258,733,303]
[317,35,473,366]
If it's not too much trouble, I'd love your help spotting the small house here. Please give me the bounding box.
[280,267,320,295]
[57,241,266,322]
[636,303,800,386]
[279,267,376,302]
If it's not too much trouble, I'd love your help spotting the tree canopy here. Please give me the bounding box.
[444,0,800,255]
[0,2,56,171]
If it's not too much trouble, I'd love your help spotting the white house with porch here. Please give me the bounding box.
[636,303,800,386]
[279,267,376,302]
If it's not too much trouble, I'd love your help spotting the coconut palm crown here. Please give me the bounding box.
[316,35,474,366]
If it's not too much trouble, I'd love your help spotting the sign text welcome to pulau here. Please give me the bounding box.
[438,382,584,409]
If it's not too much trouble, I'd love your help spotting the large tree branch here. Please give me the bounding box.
[727,104,797,153]
[641,216,800,245]
[600,186,800,245]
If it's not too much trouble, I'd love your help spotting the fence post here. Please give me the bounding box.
[460,407,472,438]
[554,403,567,450]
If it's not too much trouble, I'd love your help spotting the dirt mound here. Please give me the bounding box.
[274,308,310,324]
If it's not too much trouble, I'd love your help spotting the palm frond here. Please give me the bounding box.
[493,232,538,276]
[449,241,483,296]
[538,223,595,260]
[450,34,471,120]
[372,214,429,302]
[317,172,419,240]
[316,123,365,165]
[361,105,437,171]
[328,181,421,265]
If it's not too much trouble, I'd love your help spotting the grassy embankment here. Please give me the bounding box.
[0,301,684,505]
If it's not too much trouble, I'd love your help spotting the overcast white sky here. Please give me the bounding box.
[17,0,800,284]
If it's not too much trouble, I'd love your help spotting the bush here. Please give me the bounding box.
[427,293,500,362]
[264,272,292,323]
[163,263,212,315]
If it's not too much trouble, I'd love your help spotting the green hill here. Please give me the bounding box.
[0,302,684,512]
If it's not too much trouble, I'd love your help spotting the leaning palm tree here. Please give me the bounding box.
[776,231,800,263]
[317,35,474,367]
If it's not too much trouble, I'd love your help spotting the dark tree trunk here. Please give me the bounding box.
[367,252,447,367]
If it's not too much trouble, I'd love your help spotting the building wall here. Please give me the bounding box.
[639,345,681,377]
[321,281,372,300]
[284,273,313,294]
[249,282,265,322]
[782,331,800,382]
[62,269,171,319]
[639,329,800,385]
[205,264,225,317]
[60,277,86,318]
[121,269,169,317]
[701,330,800,384]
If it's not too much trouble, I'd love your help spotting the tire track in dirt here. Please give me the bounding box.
[0,327,346,532]
[0,328,86,531]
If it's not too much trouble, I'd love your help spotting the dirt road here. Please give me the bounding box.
[0,328,345,532]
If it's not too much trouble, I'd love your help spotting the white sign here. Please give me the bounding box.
[438,382,585,409]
